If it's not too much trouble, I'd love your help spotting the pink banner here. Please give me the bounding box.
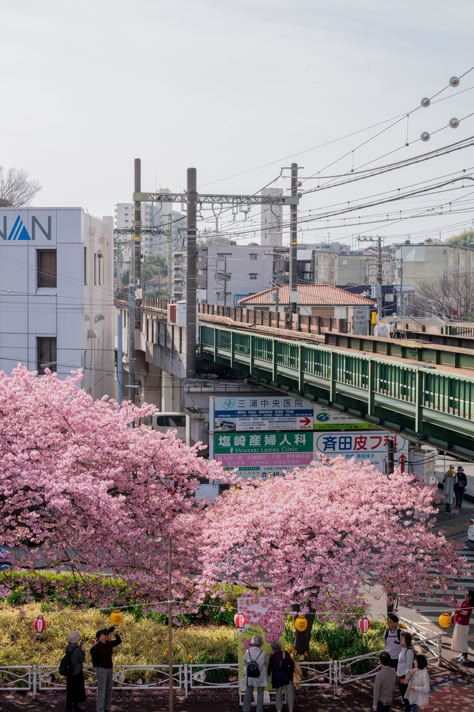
[216,452,314,466]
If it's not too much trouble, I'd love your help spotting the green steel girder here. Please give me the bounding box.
[200,324,474,459]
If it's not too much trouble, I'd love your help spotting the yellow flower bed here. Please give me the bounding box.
[0,604,237,666]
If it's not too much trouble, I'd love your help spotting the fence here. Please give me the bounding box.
[0,619,442,699]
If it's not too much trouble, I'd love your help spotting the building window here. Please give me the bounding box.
[249,273,258,280]
[37,249,57,288]
[37,337,57,374]
[250,254,258,261]
[84,247,87,285]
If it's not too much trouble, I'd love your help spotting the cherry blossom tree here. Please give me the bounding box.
[199,458,470,624]
[0,366,227,601]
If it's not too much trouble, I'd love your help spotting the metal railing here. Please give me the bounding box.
[0,620,442,699]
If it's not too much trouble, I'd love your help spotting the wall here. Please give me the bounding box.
[0,208,114,398]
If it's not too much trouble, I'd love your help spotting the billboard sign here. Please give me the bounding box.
[213,430,314,478]
[313,405,374,431]
[314,431,408,472]
[0,212,53,241]
[213,395,313,432]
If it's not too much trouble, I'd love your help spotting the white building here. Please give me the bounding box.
[173,244,287,306]
[114,199,185,257]
[0,207,115,398]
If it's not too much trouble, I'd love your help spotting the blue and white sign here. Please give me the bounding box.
[213,395,314,432]
[0,212,53,242]
[314,430,409,471]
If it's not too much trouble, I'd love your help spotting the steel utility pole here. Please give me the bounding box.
[186,168,197,378]
[289,163,299,321]
[127,158,142,405]
[359,235,383,323]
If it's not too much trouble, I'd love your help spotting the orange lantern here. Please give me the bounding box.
[109,610,124,626]
[295,616,308,632]
[438,612,452,629]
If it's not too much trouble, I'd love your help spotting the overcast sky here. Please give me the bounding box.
[1,0,473,246]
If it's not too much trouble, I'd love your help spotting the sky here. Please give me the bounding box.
[1,0,474,247]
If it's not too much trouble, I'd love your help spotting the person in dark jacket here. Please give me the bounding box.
[90,626,122,712]
[267,640,295,712]
[454,466,468,510]
[65,631,86,712]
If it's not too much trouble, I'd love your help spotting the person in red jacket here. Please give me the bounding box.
[451,590,474,664]
[90,626,122,712]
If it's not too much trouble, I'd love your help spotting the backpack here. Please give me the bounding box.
[246,649,263,678]
[279,651,294,678]
[458,472,467,488]
[59,651,73,676]
[384,628,401,643]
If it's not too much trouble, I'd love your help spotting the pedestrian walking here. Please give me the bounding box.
[397,631,415,712]
[383,613,402,669]
[65,631,86,712]
[451,589,474,664]
[454,466,467,510]
[243,634,267,712]
[443,465,455,512]
[267,640,295,712]
[90,626,122,712]
[372,651,396,712]
[403,654,430,711]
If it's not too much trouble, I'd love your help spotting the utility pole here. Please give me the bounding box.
[127,158,142,405]
[359,235,383,323]
[289,163,299,322]
[186,168,197,378]
[399,245,404,317]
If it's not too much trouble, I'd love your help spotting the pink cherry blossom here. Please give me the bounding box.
[0,366,229,601]
[198,458,471,615]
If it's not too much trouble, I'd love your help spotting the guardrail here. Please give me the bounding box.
[0,616,442,699]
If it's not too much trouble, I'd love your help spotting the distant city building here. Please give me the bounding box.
[396,242,474,287]
[114,199,185,257]
[0,207,114,398]
[172,244,287,305]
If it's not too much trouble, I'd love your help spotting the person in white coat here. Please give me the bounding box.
[243,635,267,712]
[404,654,430,712]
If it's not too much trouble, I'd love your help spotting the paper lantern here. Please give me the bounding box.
[358,616,371,633]
[234,612,247,628]
[34,615,46,633]
[438,612,452,629]
[295,616,308,632]
[109,610,124,626]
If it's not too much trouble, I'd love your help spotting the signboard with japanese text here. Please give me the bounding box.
[313,405,374,431]
[213,430,314,478]
[314,431,408,472]
[213,395,314,432]
[237,595,286,697]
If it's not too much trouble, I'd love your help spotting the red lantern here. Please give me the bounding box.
[234,612,247,628]
[358,616,371,633]
[34,615,46,633]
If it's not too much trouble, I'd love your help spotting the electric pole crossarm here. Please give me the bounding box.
[134,191,298,206]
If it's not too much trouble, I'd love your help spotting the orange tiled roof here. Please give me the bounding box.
[239,284,375,307]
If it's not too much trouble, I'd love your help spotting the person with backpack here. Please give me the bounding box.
[383,614,402,669]
[397,631,415,712]
[267,640,295,712]
[90,626,122,712]
[64,631,86,712]
[243,634,267,712]
[454,466,468,510]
